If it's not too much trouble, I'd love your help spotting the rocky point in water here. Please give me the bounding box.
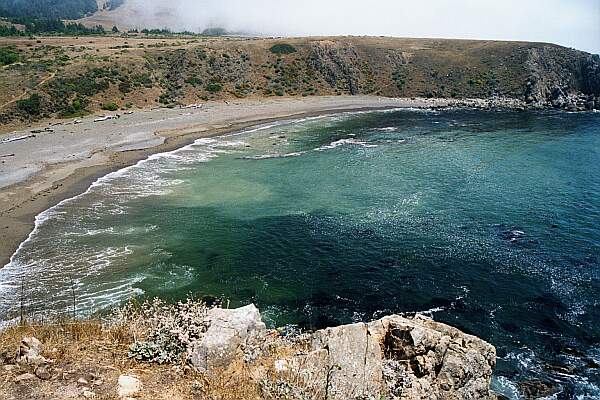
[187,305,497,399]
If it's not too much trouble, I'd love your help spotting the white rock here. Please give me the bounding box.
[117,375,142,398]
[21,337,42,358]
[310,322,384,398]
[274,359,289,373]
[17,337,48,366]
[189,304,266,372]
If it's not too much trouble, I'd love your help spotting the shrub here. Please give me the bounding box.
[205,82,222,93]
[195,48,207,60]
[185,76,203,87]
[16,93,41,115]
[118,81,132,93]
[0,46,19,66]
[60,99,88,117]
[269,44,297,55]
[132,73,152,88]
[114,298,215,364]
[101,102,118,111]
[49,74,109,98]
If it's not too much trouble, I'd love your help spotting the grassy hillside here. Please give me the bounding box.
[0,35,598,124]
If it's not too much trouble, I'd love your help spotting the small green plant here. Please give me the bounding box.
[269,44,297,55]
[60,98,88,117]
[101,102,118,111]
[205,82,222,93]
[185,76,203,87]
[132,73,152,88]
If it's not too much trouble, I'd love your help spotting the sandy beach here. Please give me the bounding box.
[0,95,471,266]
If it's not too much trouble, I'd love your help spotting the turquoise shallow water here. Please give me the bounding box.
[1,108,600,398]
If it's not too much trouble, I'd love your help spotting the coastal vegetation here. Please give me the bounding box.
[0,0,97,19]
[0,17,106,36]
[269,43,297,55]
[0,45,18,65]
[0,36,597,123]
[15,93,41,115]
[101,102,118,111]
[0,298,497,399]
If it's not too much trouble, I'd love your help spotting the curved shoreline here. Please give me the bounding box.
[1,96,458,267]
[0,95,533,268]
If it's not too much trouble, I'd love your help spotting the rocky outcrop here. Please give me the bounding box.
[272,314,496,400]
[189,304,266,373]
[309,41,362,95]
[525,46,600,111]
[581,54,600,96]
[16,337,47,366]
[186,305,497,399]
[0,306,497,399]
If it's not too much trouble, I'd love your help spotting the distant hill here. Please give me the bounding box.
[0,36,598,124]
[0,0,98,19]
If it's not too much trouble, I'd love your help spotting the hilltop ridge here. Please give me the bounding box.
[0,35,598,127]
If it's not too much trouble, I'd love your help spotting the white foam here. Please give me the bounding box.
[315,138,379,151]
[491,376,521,400]
[243,151,307,160]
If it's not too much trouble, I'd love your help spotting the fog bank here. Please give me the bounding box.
[119,0,600,54]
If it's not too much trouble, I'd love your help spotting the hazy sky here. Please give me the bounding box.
[124,0,600,53]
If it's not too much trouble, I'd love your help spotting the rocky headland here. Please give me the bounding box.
[0,303,500,400]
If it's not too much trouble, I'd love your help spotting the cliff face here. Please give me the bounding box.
[525,45,600,110]
[1,36,599,124]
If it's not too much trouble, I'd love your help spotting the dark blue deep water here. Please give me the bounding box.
[2,109,600,398]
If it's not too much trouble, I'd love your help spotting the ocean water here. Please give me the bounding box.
[1,109,600,398]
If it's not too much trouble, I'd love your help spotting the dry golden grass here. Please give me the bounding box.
[0,317,315,400]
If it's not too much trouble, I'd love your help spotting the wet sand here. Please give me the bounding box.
[0,96,461,266]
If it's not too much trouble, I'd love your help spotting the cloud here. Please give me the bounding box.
[119,0,600,53]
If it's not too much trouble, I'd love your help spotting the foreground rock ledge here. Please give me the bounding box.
[190,304,497,399]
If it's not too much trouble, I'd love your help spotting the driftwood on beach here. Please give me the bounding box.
[0,134,35,145]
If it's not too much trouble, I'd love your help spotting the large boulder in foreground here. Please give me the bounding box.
[273,314,496,400]
[189,304,266,372]
[309,322,385,398]
[371,315,496,399]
